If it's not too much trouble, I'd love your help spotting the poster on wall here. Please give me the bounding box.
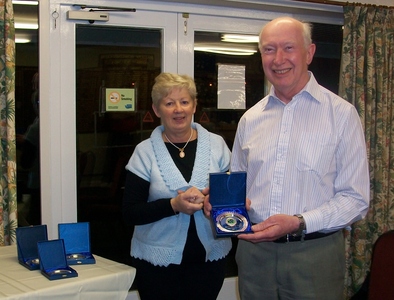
[105,88,136,112]
[217,64,246,109]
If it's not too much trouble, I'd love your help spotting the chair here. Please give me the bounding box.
[368,230,394,300]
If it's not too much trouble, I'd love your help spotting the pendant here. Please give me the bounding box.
[179,150,185,158]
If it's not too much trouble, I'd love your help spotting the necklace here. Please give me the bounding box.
[164,129,193,158]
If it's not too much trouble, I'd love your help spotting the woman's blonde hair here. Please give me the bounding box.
[151,73,197,107]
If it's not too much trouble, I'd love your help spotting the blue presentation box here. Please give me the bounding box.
[37,239,78,280]
[209,171,253,238]
[58,222,95,265]
[16,225,48,270]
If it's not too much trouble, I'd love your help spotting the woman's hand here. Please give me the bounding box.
[171,186,206,215]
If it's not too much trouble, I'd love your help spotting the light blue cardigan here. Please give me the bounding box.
[126,123,232,267]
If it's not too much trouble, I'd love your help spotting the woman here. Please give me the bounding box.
[122,72,232,300]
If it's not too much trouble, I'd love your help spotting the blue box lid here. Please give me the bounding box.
[37,239,69,270]
[209,171,246,207]
[16,225,48,270]
[37,239,78,280]
[58,222,95,265]
[58,222,91,254]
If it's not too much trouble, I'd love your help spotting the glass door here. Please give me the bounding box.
[75,25,163,264]
[182,14,266,278]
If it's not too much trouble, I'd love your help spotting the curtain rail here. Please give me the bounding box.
[293,0,394,9]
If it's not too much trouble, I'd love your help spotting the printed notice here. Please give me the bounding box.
[217,64,246,109]
[105,88,136,112]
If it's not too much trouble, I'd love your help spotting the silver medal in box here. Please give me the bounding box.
[209,171,253,238]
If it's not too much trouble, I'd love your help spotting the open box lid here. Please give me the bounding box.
[209,171,246,208]
[16,225,48,269]
[58,222,91,254]
[37,239,78,280]
[37,239,69,270]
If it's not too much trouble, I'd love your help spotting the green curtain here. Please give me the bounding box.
[0,0,16,246]
[339,5,394,298]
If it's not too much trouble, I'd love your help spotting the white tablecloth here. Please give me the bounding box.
[0,245,136,300]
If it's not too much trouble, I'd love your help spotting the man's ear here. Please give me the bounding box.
[306,43,316,65]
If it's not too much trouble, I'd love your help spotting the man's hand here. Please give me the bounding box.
[238,214,300,243]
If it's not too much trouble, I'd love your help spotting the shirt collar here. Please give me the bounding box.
[265,71,321,109]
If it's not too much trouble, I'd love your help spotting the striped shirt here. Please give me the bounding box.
[231,72,370,234]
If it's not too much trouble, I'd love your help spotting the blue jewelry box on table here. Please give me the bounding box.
[16,225,48,270]
[37,239,78,280]
[209,171,253,238]
[58,222,95,265]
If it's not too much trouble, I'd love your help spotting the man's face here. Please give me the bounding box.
[260,19,315,102]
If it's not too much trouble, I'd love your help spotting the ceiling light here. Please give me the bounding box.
[12,0,38,5]
[16,32,35,43]
[15,23,38,29]
[194,46,257,56]
[195,41,258,56]
[15,38,31,43]
[221,34,259,43]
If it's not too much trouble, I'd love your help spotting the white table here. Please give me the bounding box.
[0,245,136,300]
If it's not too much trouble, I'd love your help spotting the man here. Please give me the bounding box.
[205,17,370,299]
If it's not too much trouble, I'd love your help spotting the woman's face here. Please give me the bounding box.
[152,87,196,134]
